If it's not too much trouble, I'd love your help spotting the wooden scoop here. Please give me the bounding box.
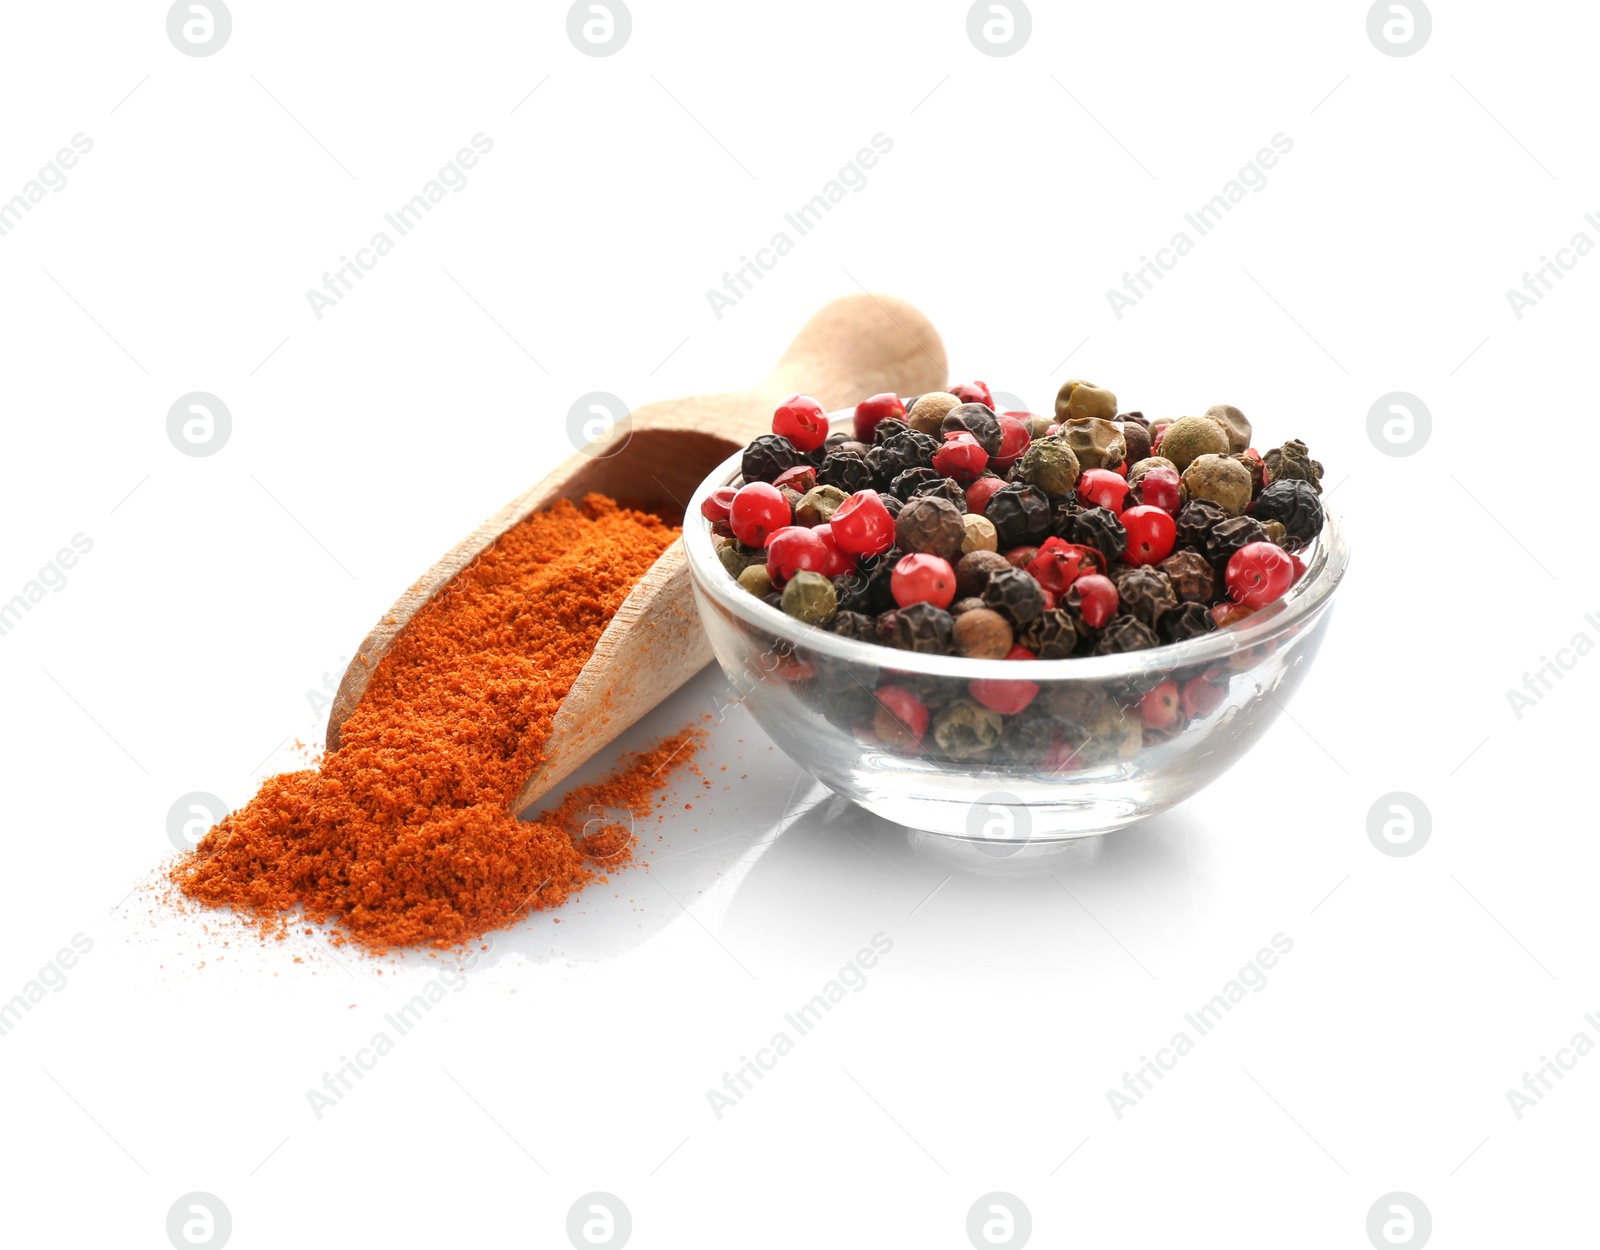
[326,292,948,814]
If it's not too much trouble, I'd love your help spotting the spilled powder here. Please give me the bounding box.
[170,494,697,953]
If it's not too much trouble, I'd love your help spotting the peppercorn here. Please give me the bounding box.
[1000,705,1056,764]
[1233,451,1267,498]
[741,433,804,483]
[952,606,1013,659]
[1061,417,1126,470]
[961,513,998,555]
[1157,415,1230,471]
[895,494,966,561]
[1173,499,1228,552]
[781,571,837,625]
[879,493,904,521]
[1120,419,1152,466]
[1253,479,1324,549]
[870,428,940,487]
[717,540,764,578]
[985,483,1052,548]
[932,404,997,457]
[906,392,961,437]
[1203,515,1268,570]
[1092,615,1159,655]
[1054,379,1118,423]
[1202,404,1252,454]
[1181,453,1253,517]
[1158,550,1215,603]
[932,698,1002,759]
[955,548,1011,598]
[1027,415,1055,439]
[834,551,897,614]
[911,477,968,510]
[981,566,1045,627]
[762,590,783,610]
[817,448,873,494]
[872,417,910,446]
[1062,506,1124,567]
[1115,567,1179,626]
[886,601,954,654]
[1018,607,1078,659]
[1005,546,1038,570]
[826,609,876,642]
[1127,455,1179,487]
[737,565,774,598]
[1045,685,1141,762]
[1260,519,1288,547]
[795,484,848,527]
[823,430,853,451]
[1262,439,1324,493]
[819,681,879,731]
[950,596,987,616]
[1159,601,1216,643]
[1015,436,1081,497]
[888,466,942,501]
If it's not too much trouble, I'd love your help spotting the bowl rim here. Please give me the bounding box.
[683,416,1351,680]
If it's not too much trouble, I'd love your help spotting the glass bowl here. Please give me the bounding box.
[683,421,1350,846]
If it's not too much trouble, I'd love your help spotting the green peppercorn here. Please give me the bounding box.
[1260,519,1288,547]
[1202,404,1252,454]
[1181,453,1253,517]
[780,571,837,625]
[737,565,774,598]
[932,698,1002,759]
[1158,415,1230,471]
[1015,436,1082,498]
[1061,418,1125,471]
[795,484,848,527]
[1054,379,1118,423]
[718,540,764,578]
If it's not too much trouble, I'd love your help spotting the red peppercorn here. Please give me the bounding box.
[701,485,737,522]
[932,430,989,483]
[853,392,906,443]
[830,489,896,557]
[1003,545,1038,570]
[1210,601,1256,628]
[1181,671,1227,718]
[1135,465,1182,514]
[765,526,830,587]
[948,380,993,408]
[772,464,817,494]
[811,523,857,578]
[966,475,1008,516]
[1024,537,1095,596]
[728,482,790,547]
[891,553,957,609]
[1138,680,1181,728]
[772,395,829,452]
[1225,541,1295,608]
[1069,573,1118,629]
[1121,505,1177,565]
[991,414,1033,472]
[1077,468,1130,512]
[969,643,1040,715]
[874,684,929,749]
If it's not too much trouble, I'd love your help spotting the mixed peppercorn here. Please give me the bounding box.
[703,381,1328,758]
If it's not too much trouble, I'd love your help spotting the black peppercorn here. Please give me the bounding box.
[886,602,954,654]
[741,433,804,484]
[823,430,852,451]
[1092,615,1159,655]
[1019,608,1078,659]
[879,493,904,520]
[895,495,966,561]
[913,477,968,510]
[827,610,877,643]
[1115,567,1179,627]
[1063,506,1125,568]
[1261,439,1323,493]
[1051,495,1085,539]
[1173,499,1228,552]
[1000,705,1056,765]
[888,466,942,501]
[817,448,873,494]
[872,417,910,446]
[1203,515,1267,570]
[1158,550,1215,603]
[1253,479,1324,550]
[869,429,939,488]
[981,566,1045,627]
[1159,601,1216,644]
[834,549,900,615]
[985,483,1052,548]
[940,402,1003,456]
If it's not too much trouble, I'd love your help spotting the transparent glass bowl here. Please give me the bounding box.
[684,426,1350,845]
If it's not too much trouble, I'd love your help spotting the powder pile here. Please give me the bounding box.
[171,494,697,952]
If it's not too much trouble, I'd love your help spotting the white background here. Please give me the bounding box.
[1,1,1595,1246]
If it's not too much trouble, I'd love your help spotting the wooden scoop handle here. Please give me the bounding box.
[325,292,948,803]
